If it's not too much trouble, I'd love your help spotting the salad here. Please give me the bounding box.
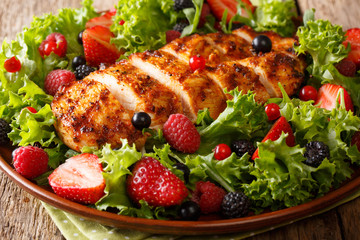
[1,0,360,221]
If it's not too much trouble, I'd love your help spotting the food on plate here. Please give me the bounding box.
[2,0,360,222]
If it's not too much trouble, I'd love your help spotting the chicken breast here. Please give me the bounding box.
[85,60,182,129]
[129,50,227,121]
[52,79,147,151]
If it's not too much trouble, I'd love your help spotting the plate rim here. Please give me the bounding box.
[1,147,360,236]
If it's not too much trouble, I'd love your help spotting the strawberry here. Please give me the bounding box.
[38,33,67,58]
[343,28,360,69]
[44,69,76,96]
[191,181,226,214]
[163,114,201,153]
[127,157,188,207]
[82,25,123,67]
[314,83,354,112]
[48,153,105,205]
[13,146,49,179]
[85,10,116,29]
[207,0,255,23]
[252,116,295,160]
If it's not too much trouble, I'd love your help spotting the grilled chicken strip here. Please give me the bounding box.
[52,79,147,151]
[129,50,227,121]
[85,60,182,129]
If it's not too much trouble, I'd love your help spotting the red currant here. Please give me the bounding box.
[119,20,125,25]
[25,107,37,113]
[189,55,206,71]
[213,143,232,160]
[4,56,21,73]
[299,85,318,102]
[38,33,67,58]
[265,103,280,121]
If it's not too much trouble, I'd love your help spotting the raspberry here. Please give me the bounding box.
[74,64,95,80]
[166,30,181,43]
[4,56,21,73]
[38,32,67,58]
[191,181,226,214]
[336,59,357,77]
[44,69,76,96]
[163,114,201,153]
[0,119,11,145]
[303,141,330,167]
[13,146,49,179]
[221,192,250,218]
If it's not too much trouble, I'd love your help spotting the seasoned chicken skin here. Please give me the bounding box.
[52,26,306,152]
[52,79,147,151]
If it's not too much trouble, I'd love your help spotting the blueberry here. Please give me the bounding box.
[131,112,151,130]
[173,162,190,183]
[252,35,272,54]
[77,31,84,45]
[178,201,201,221]
[72,56,87,70]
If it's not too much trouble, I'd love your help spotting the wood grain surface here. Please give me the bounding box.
[1,0,360,240]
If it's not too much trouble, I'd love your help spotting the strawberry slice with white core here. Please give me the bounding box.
[314,83,354,112]
[207,0,255,23]
[48,153,105,205]
[252,116,295,160]
[85,10,116,29]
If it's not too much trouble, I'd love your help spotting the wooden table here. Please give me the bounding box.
[1,0,360,239]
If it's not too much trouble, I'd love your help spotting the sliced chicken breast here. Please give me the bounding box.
[129,50,227,121]
[52,79,147,151]
[85,60,182,129]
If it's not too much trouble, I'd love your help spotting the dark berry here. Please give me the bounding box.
[173,0,194,11]
[0,119,11,145]
[221,192,250,218]
[72,56,87,70]
[173,162,190,183]
[178,201,201,221]
[336,59,357,77]
[231,140,256,157]
[214,143,232,160]
[173,22,189,32]
[231,23,244,30]
[77,31,84,45]
[303,141,330,167]
[74,64,95,80]
[252,35,272,54]
[131,112,151,130]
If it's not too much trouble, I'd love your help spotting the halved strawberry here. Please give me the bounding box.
[48,153,105,205]
[314,83,354,112]
[252,116,295,160]
[207,0,255,23]
[343,28,360,69]
[82,25,123,67]
[85,10,116,29]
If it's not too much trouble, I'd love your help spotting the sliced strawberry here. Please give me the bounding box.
[85,10,116,29]
[314,83,354,112]
[48,153,105,205]
[82,25,123,67]
[343,28,360,69]
[207,0,255,23]
[252,116,295,160]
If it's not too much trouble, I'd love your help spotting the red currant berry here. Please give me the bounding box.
[119,20,125,25]
[299,85,318,102]
[213,143,232,160]
[265,103,280,121]
[4,56,21,73]
[189,55,206,71]
[25,107,37,113]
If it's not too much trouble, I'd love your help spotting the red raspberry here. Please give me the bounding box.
[4,56,21,73]
[44,69,76,96]
[336,59,357,77]
[38,32,67,58]
[127,157,188,207]
[166,30,181,43]
[163,114,201,153]
[191,181,226,214]
[13,146,49,179]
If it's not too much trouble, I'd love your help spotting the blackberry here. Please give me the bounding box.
[173,0,194,11]
[74,64,95,80]
[0,119,11,145]
[221,192,250,218]
[231,23,244,30]
[72,56,87,70]
[303,141,330,167]
[173,162,190,183]
[178,201,201,221]
[231,140,256,157]
[173,22,189,33]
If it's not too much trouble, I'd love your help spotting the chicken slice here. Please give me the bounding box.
[205,61,270,103]
[236,52,305,98]
[129,50,227,121]
[85,60,182,129]
[52,79,146,152]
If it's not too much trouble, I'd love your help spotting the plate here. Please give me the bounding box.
[1,144,360,236]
